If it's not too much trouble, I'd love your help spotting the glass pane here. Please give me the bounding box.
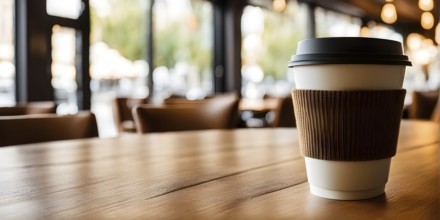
[241,2,306,99]
[153,0,213,100]
[315,7,362,37]
[90,0,150,137]
[0,0,15,106]
[47,0,82,19]
[51,25,78,114]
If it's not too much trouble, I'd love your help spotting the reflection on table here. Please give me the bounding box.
[239,97,279,112]
[239,97,280,127]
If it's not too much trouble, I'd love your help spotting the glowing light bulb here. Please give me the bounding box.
[273,0,286,13]
[421,11,434,29]
[360,27,370,37]
[381,3,397,24]
[418,0,434,11]
[406,33,423,50]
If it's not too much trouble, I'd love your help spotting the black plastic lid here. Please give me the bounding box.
[288,37,412,67]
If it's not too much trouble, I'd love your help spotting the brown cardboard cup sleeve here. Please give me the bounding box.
[292,89,406,161]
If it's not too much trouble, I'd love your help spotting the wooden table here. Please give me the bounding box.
[0,120,438,219]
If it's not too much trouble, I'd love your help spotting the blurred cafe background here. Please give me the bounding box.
[0,0,439,137]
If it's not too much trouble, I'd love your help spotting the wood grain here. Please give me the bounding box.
[0,120,437,219]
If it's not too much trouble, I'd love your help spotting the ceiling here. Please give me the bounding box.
[251,0,439,40]
[300,0,439,39]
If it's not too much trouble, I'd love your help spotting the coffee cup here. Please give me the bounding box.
[288,37,411,200]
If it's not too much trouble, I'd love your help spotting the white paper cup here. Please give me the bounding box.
[296,64,405,200]
[305,158,390,200]
[289,37,411,200]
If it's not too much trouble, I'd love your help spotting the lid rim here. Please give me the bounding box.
[289,37,412,67]
[288,60,413,67]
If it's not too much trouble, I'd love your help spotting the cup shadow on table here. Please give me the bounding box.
[305,192,390,217]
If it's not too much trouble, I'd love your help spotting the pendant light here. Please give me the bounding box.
[418,0,434,11]
[273,0,287,13]
[421,11,434,29]
[381,2,397,24]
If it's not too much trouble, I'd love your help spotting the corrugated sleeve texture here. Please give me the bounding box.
[292,89,406,161]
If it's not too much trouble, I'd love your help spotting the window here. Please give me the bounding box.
[241,2,306,99]
[153,0,213,100]
[90,0,150,137]
[359,22,403,42]
[0,0,15,106]
[47,0,82,19]
[90,0,149,96]
[51,25,78,114]
[315,7,362,37]
[47,0,88,114]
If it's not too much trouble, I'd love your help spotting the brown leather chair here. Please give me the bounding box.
[408,90,439,120]
[163,98,207,105]
[270,95,296,128]
[133,93,240,133]
[0,111,99,147]
[112,97,149,132]
[163,94,215,105]
[0,101,56,116]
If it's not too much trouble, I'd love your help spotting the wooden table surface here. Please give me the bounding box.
[0,120,438,219]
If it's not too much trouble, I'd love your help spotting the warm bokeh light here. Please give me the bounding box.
[360,26,370,37]
[418,0,434,11]
[406,33,438,66]
[381,3,397,24]
[406,33,424,50]
[413,48,432,65]
[421,11,434,29]
[273,0,286,13]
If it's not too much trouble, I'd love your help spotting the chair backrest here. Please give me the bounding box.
[163,94,215,105]
[133,93,240,133]
[163,98,207,105]
[0,101,56,116]
[270,95,296,128]
[112,97,149,132]
[409,90,439,120]
[0,111,99,147]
